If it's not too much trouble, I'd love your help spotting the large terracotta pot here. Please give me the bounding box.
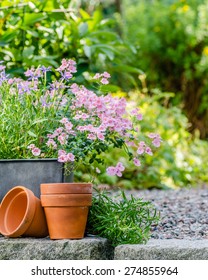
[0,186,48,237]
[40,183,92,239]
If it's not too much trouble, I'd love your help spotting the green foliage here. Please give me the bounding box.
[0,0,140,89]
[76,90,208,189]
[87,188,160,246]
[123,0,208,137]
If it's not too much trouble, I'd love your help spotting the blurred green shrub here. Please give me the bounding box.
[0,0,140,89]
[123,0,208,138]
[75,90,208,189]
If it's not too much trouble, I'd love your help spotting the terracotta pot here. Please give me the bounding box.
[0,186,48,238]
[40,183,92,239]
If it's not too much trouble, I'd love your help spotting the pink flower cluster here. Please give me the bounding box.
[56,59,77,80]
[47,118,74,150]
[106,162,125,177]
[58,150,75,163]
[131,108,143,121]
[137,141,153,156]
[25,59,162,177]
[56,59,77,73]
[93,71,111,84]
[70,83,132,142]
[148,133,162,147]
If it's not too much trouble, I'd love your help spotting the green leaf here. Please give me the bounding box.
[99,84,121,93]
[22,46,35,59]
[78,22,88,37]
[79,9,91,20]
[31,118,49,125]
[89,31,120,41]
[112,64,144,74]
[83,45,91,58]
[23,13,47,26]
[0,30,18,45]
[27,131,37,137]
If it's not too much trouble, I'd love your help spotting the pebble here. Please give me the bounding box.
[122,186,208,240]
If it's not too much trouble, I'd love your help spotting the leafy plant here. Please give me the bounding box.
[87,188,160,246]
[0,0,140,90]
[123,0,208,138]
[0,59,161,178]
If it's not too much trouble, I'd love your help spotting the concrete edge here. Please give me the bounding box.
[114,239,208,260]
[0,236,114,260]
[0,236,208,260]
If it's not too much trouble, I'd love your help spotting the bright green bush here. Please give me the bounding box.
[75,90,208,189]
[87,188,160,246]
[123,0,208,138]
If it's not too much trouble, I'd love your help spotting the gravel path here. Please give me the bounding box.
[124,186,208,240]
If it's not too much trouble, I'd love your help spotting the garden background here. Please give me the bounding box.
[0,0,208,190]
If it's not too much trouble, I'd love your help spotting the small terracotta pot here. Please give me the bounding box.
[40,183,92,239]
[0,186,48,238]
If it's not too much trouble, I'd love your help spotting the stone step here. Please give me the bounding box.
[114,239,208,260]
[1,237,208,260]
[0,236,114,260]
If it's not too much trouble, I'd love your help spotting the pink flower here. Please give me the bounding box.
[148,133,162,147]
[116,162,125,172]
[87,133,96,140]
[101,78,109,85]
[93,73,101,79]
[60,117,69,124]
[54,127,63,135]
[106,166,117,176]
[133,158,141,166]
[81,113,89,120]
[46,139,57,149]
[136,113,143,121]
[131,108,143,121]
[106,162,125,177]
[58,150,66,156]
[145,146,153,156]
[27,144,35,150]
[126,141,136,147]
[31,147,41,156]
[58,154,68,162]
[67,153,75,162]
[56,59,77,73]
[58,150,68,162]
[148,133,157,139]
[137,147,145,155]
[97,132,105,141]
[57,137,64,145]
[77,126,86,131]
[65,122,73,132]
[103,72,111,78]
[152,138,161,147]
[131,108,138,115]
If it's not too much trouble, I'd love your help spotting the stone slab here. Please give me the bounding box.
[114,239,208,260]
[0,236,114,260]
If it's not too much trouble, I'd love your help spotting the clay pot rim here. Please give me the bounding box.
[41,193,92,207]
[0,186,36,237]
[40,183,92,194]
[41,183,92,187]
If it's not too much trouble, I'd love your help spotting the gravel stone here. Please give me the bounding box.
[123,186,208,240]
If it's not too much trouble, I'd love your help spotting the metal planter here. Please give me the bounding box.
[0,159,72,201]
